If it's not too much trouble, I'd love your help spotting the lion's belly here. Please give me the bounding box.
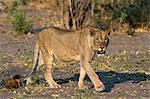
[50,36,81,61]
[53,48,81,62]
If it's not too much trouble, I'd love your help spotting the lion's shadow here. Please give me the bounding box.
[55,71,150,92]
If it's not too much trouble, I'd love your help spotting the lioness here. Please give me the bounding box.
[28,26,110,91]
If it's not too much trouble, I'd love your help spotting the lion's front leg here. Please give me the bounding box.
[81,58,105,91]
[78,65,88,89]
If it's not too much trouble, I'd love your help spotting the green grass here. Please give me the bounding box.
[0,54,8,61]
[93,51,150,75]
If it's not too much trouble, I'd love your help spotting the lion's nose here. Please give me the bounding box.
[100,46,104,49]
[100,42,105,49]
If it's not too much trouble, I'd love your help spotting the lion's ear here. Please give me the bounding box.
[107,31,111,36]
[107,31,111,39]
[90,29,96,37]
[105,29,111,39]
[105,27,111,39]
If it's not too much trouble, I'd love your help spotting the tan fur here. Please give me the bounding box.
[29,26,110,91]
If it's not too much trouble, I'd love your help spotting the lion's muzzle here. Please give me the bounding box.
[96,48,106,57]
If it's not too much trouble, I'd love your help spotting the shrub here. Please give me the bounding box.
[94,0,150,34]
[4,0,16,11]
[9,10,33,34]
[4,0,26,11]
[13,0,26,5]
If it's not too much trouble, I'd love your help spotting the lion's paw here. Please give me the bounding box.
[48,82,61,88]
[79,85,88,90]
[25,77,32,85]
[95,84,105,92]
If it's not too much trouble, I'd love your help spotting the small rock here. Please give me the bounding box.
[52,93,59,97]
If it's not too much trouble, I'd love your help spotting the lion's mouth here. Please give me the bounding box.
[97,50,105,54]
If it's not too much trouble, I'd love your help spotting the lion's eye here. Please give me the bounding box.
[96,38,99,41]
[104,38,108,42]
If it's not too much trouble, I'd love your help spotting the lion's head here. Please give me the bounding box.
[89,27,110,56]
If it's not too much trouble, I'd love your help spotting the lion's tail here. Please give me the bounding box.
[30,40,40,76]
[25,40,40,85]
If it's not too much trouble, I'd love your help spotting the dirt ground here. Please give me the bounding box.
[0,6,150,99]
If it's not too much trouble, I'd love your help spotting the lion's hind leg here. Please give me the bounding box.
[40,47,61,88]
[44,55,60,88]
